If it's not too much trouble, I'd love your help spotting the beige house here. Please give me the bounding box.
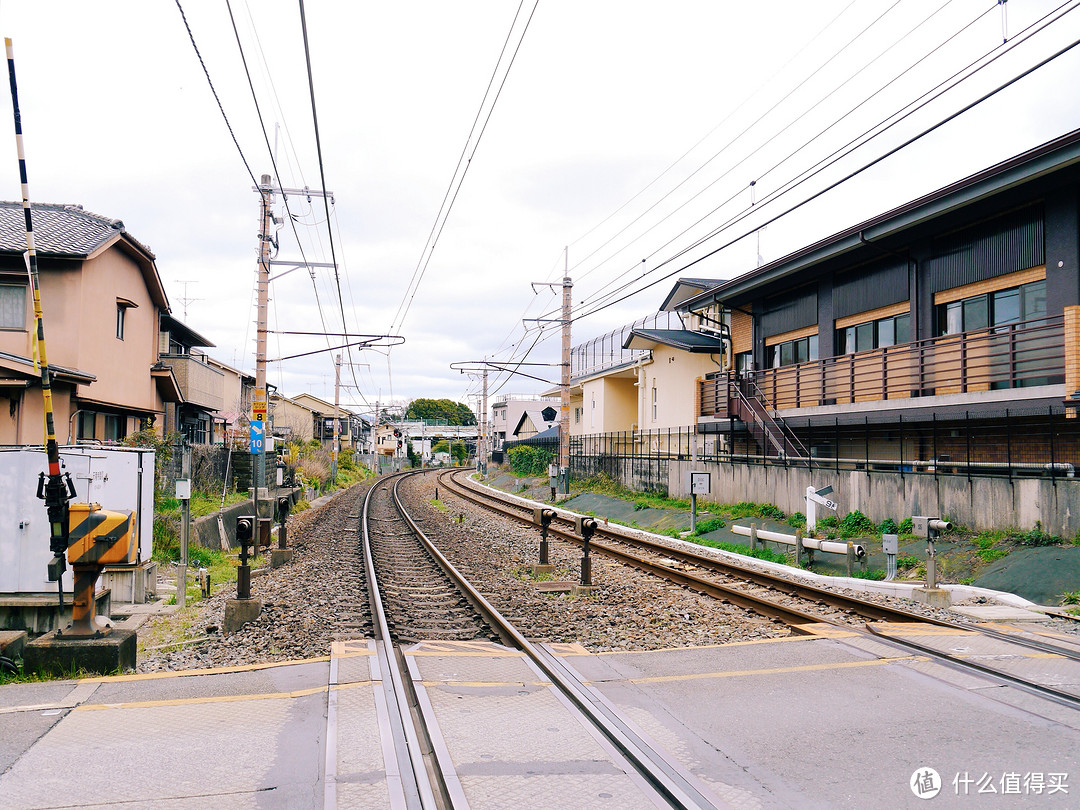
[206,357,255,445]
[269,393,316,443]
[557,312,722,436]
[290,393,358,450]
[0,203,169,445]
[156,315,222,444]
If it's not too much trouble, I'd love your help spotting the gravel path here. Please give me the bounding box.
[138,484,370,672]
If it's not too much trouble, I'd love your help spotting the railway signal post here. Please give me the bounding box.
[224,516,262,633]
[272,496,294,568]
[531,507,556,575]
[573,516,598,596]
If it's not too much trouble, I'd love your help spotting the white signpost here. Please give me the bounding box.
[806,485,838,534]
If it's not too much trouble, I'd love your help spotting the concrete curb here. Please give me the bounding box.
[468,474,1045,611]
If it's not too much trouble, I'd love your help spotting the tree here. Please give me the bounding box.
[406,398,476,425]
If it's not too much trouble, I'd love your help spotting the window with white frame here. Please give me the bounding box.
[0,283,26,329]
[651,386,657,421]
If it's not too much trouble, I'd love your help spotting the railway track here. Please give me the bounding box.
[438,468,1080,709]
[355,469,727,809]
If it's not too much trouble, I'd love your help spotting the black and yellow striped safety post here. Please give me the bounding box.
[57,503,137,638]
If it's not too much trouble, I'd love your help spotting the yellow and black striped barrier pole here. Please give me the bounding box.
[5,38,77,608]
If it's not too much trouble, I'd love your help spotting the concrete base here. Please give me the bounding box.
[224,598,262,634]
[535,581,574,594]
[0,630,27,660]
[529,564,556,576]
[910,587,951,608]
[571,584,597,597]
[100,560,158,604]
[0,590,112,635]
[23,627,136,676]
[270,549,294,568]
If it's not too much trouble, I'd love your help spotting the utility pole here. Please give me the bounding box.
[332,353,341,483]
[481,366,489,473]
[251,177,334,514]
[526,260,573,495]
[252,174,273,525]
[559,257,572,495]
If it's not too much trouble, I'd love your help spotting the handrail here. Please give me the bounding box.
[701,314,1064,416]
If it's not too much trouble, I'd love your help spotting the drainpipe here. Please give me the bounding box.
[67,408,88,444]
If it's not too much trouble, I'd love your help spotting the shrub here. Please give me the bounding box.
[839,510,875,538]
[1060,590,1080,605]
[896,555,920,568]
[1018,523,1060,547]
[877,518,899,535]
[817,515,839,529]
[758,503,785,520]
[898,517,914,534]
[693,517,726,535]
[786,512,806,529]
[506,445,553,477]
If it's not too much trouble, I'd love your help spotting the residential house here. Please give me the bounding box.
[290,393,359,451]
[269,393,316,443]
[490,395,560,449]
[155,315,222,444]
[0,203,169,444]
[510,406,558,440]
[206,357,255,445]
[570,128,1080,533]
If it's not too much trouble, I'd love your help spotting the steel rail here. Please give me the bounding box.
[864,624,1080,710]
[392,471,724,809]
[360,473,441,810]
[443,469,1080,706]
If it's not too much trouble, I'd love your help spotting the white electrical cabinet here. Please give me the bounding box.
[0,446,155,595]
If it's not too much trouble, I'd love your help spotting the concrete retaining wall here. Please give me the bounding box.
[192,488,301,550]
[664,461,1080,535]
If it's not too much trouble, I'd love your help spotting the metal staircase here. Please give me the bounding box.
[729,375,810,464]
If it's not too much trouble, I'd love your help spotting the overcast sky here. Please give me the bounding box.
[0,1,1078,418]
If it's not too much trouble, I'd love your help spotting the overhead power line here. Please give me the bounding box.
[388,0,541,337]
[173,0,258,188]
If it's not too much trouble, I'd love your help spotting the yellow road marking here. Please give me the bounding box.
[595,633,823,655]
[629,655,925,684]
[81,655,332,684]
[73,681,373,711]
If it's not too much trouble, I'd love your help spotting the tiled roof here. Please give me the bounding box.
[0,202,154,258]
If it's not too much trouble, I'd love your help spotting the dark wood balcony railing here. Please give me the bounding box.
[699,314,1065,417]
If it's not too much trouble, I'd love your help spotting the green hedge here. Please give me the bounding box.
[506,445,553,477]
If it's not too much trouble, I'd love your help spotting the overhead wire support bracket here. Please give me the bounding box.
[267,260,337,283]
[451,360,558,387]
[268,334,404,363]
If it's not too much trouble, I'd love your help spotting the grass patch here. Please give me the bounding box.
[693,517,727,535]
[0,662,112,685]
[1060,590,1080,605]
[977,548,1009,563]
[430,499,448,512]
[683,535,789,565]
[896,555,920,569]
[851,568,887,580]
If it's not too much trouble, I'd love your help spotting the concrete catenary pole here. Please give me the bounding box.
[559,256,572,494]
[481,367,489,471]
[253,174,273,521]
[332,353,341,483]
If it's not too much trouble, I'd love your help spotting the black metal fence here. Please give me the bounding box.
[570,404,1080,491]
